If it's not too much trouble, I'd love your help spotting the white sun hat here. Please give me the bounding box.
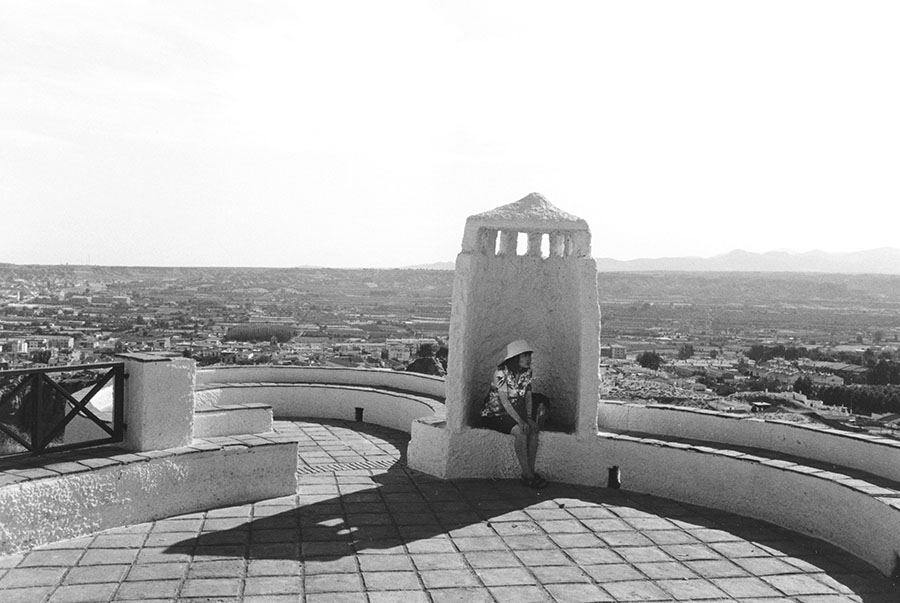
[502,339,534,363]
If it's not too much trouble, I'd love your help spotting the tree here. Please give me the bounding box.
[793,375,814,396]
[746,344,769,363]
[30,350,51,364]
[636,351,663,371]
[677,344,694,360]
[872,359,892,386]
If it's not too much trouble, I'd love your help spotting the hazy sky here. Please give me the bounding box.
[3,1,898,268]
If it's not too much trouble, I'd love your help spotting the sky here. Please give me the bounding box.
[2,1,898,268]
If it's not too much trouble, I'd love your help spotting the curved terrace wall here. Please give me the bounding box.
[196,366,445,400]
[598,400,900,483]
[195,366,445,434]
[197,384,442,434]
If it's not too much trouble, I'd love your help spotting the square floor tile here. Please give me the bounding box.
[475,567,536,586]
[489,585,553,602]
[48,582,118,603]
[179,577,241,598]
[303,557,358,574]
[515,550,572,566]
[602,580,671,601]
[187,559,245,578]
[78,548,140,566]
[20,549,84,567]
[363,571,421,590]
[411,552,467,570]
[657,578,728,600]
[567,548,624,565]
[242,576,303,595]
[712,576,784,598]
[582,563,645,583]
[733,556,801,575]
[635,561,697,580]
[430,587,495,603]
[305,572,363,593]
[368,590,429,603]
[762,573,839,595]
[358,555,414,572]
[0,567,66,588]
[419,569,480,589]
[306,593,367,603]
[115,579,180,600]
[0,586,55,603]
[63,564,130,585]
[599,531,655,547]
[531,565,590,584]
[464,551,522,569]
[127,562,189,582]
[617,547,673,564]
[405,539,456,554]
[544,582,614,602]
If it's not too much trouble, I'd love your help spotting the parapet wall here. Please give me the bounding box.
[0,439,297,555]
[197,383,442,434]
[598,401,900,483]
[195,366,446,434]
[196,366,445,401]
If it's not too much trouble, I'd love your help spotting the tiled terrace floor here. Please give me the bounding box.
[1,419,898,602]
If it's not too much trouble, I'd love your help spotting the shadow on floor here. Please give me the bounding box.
[163,454,900,601]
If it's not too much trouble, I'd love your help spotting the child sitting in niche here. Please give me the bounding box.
[480,339,550,489]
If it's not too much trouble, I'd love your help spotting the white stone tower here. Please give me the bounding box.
[408,193,602,480]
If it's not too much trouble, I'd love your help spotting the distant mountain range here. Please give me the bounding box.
[595,248,900,274]
[404,248,900,274]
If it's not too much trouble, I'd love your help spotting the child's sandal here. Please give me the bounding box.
[530,473,549,489]
[521,474,548,489]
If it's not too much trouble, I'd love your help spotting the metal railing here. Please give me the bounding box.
[0,362,125,458]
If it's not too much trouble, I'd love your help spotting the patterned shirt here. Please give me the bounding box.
[481,365,532,418]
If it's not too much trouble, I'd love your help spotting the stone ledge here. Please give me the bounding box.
[0,437,297,555]
[197,380,445,403]
[196,382,444,434]
[114,352,175,363]
[194,401,271,411]
[598,401,900,483]
[604,399,900,447]
[0,434,289,487]
[195,366,447,401]
[607,429,900,500]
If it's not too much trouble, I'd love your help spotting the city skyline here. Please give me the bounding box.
[3,1,899,268]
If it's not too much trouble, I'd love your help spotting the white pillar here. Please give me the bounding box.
[118,354,195,451]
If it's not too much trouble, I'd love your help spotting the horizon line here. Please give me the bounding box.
[2,246,899,271]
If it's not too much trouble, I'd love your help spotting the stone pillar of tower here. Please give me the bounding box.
[408,193,602,481]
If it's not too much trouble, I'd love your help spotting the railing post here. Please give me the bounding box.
[31,373,41,452]
[117,353,195,452]
[112,364,125,442]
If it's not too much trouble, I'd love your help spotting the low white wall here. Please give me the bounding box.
[196,366,445,401]
[196,383,444,434]
[597,401,900,483]
[192,404,273,438]
[0,441,297,555]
